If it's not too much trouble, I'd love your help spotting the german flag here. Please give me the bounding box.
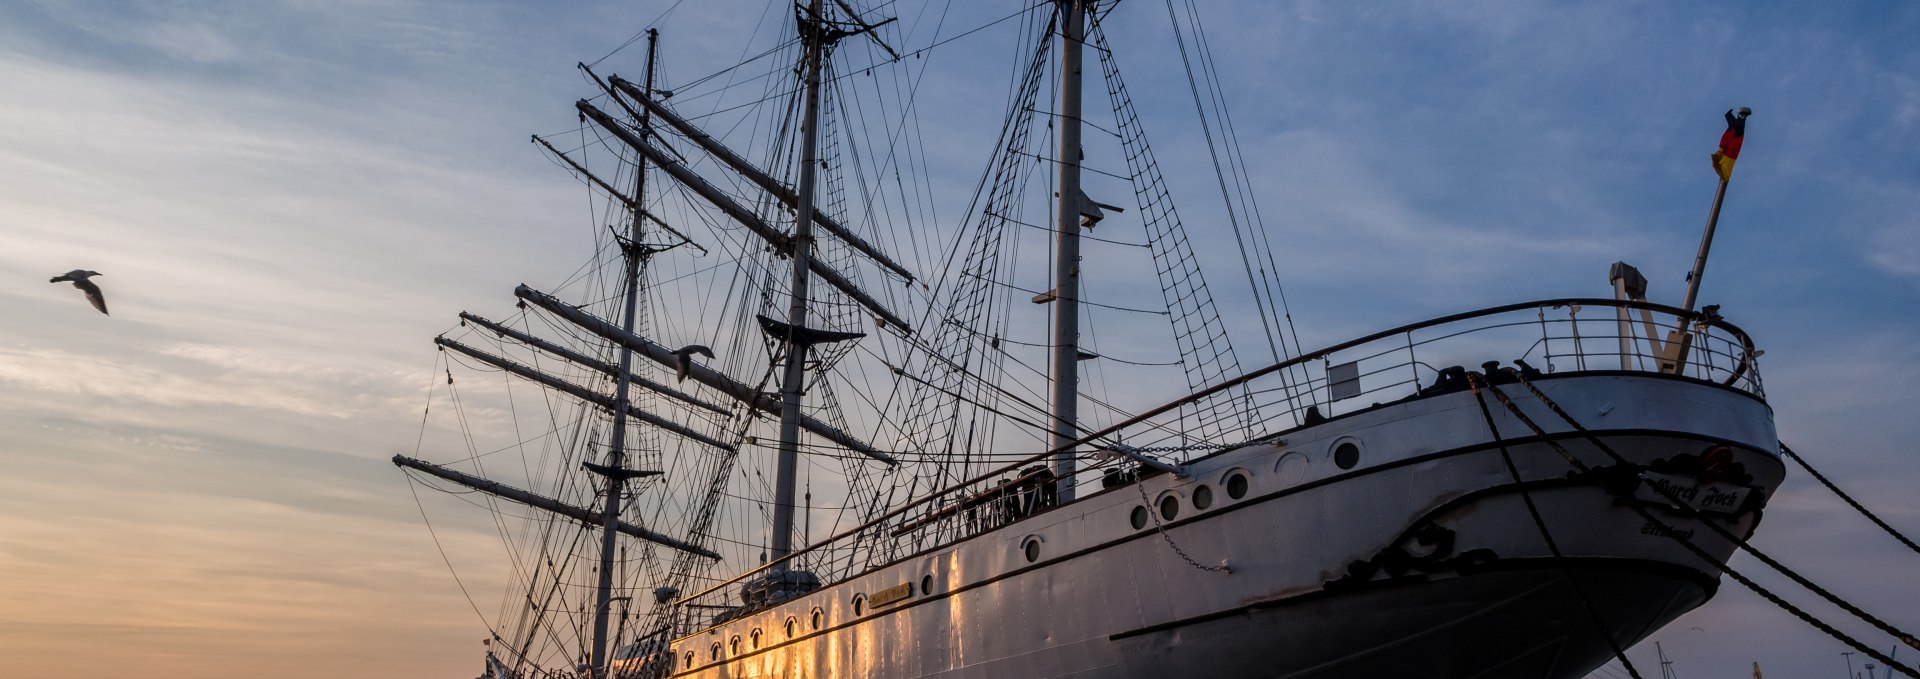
[1711,107,1750,181]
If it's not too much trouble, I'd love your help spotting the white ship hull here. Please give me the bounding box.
[633,372,1782,679]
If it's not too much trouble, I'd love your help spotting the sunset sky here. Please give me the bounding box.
[2,1,1917,678]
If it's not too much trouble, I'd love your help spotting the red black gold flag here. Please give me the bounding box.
[1711,107,1750,181]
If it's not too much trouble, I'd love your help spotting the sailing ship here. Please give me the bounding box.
[395,2,1786,678]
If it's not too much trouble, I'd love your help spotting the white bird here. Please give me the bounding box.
[49,270,108,315]
[672,344,713,382]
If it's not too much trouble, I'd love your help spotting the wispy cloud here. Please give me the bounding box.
[1,1,1917,678]
[0,344,422,419]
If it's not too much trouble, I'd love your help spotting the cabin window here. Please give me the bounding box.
[751,629,761,649]
[1130,505,1149,529]
[1226,472,1249,499]
[1192,484,1214,510]
[1159,494,1180,521]
[853,594,866,616]
[686,651,695,669]
[810,607,824,630]
[1023,538,1041,563]
[785,616,797,638]
[729,635,741,655]
[1334,441,1361,470]
[710,643,720,660]
[921,574,935,596]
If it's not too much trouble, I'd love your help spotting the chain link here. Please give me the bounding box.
[1133,477,1231,574]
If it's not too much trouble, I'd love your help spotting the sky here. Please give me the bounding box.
[1,1,1917,678]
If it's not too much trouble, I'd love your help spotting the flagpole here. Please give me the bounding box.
[1663,169,1728,373]
[1678,175,1730,316]
[1665,106,1747,374]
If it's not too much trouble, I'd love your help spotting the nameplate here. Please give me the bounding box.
[1634,472,1751,516]
[869,583,913,607]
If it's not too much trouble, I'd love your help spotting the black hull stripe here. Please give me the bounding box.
[1106,556,1722,641]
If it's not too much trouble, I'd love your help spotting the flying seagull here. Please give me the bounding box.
[671,344,713,382]
[49,270,108,315]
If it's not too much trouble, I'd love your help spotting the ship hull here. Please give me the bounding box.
[1113,563,1709,679]
[643,372,1782,679]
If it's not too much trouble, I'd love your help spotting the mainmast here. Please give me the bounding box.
[588,28,660,679]
[1049,0,1089,502]
[769,0,830,564]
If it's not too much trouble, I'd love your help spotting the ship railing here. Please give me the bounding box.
[1235,297,1763,432]
[664,298,1761,638]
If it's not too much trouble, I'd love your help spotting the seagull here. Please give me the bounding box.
[671,344,713,382]
[49,270,108,315]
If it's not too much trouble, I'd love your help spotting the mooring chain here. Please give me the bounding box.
[1464,372,1645,679]
[1497,373,1920,647]
[1778,442,1920,558]
[1106,441,1246,456]
[1480,370,1919,676]
[1133,478,1232,574]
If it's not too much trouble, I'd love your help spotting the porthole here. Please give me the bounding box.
[729,635,741,654]
[686,651,695,669]
[1159,494,1180,521]
[921,574,934,595]
[1192,484,1214,510]
[751,629,761,649]
[1226,472,1249,499]
[785,616,797,638]
[853,594,866,616]
[1129,505,1149,530]
[710,643,721,660]
[1274,452,1308,485]
[1333,441,1361,470]
[810,607,824,630]
[1023,538,1040,563]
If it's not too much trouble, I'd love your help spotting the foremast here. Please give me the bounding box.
[768,0,899,564]
[587,28,662,678]
[769,0,830,564]
[1049,0,1091,501]
[401,6,921,675]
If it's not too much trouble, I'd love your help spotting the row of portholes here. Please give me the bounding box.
[688,573,943,668]
[1129,469,1250,530]
[1124,439,1363,532]
[689,607,825,668]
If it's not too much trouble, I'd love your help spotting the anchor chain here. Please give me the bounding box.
[1133,478,1231,574]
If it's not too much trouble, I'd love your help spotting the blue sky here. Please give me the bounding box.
[1,1,1916,677]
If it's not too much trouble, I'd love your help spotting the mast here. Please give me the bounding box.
[588,28,659,679]
[770,0,829,564]
[1049,0,1088,502]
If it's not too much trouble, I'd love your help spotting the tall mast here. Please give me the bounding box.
[770,0,829,563]
[588,28,659,679]
[1049,0,1088,502]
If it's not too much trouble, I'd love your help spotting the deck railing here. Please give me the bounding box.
[1250,297,1761,429]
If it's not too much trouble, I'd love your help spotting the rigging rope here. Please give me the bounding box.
[405,474,498,635]
[1090,16,1261,444]
[1158,0,1285,370]
[1175,0,1316,411]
